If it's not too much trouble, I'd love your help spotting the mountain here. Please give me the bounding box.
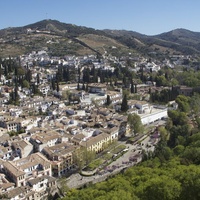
[0,19,134,57]
[154,29,200,53]
[1,19,200,57]
[156,28,200,43]
[104,28,200,55]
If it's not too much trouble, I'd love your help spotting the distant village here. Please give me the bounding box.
[0,49,194,199]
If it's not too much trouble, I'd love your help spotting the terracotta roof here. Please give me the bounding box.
[28,175,49,185]
[43,142,75,158]
[0,134,10,143]
[71,133,85,143]
[3,161,25,177]
[12,140,31,150]
[31,130,60,144]
[4,152,51,177]
[0,146,9,155]
[6,186,33,199]
[19,160,39,170]
[0,182,15,190]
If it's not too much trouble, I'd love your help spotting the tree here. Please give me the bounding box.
[155,75,168,87]
[73,146,95,171]
[106,95,112,106]
[63,68,70,82]
[8,55,13,73]
[51,79,56,91]
[141,175,181,200]
[86,83,89,92]
[0,71,1,82]
[175,95,190,113]
[31,83,41,95]
[14,65,18,76]
[36,73,40,85]
[173,145,185,155]
[56,81,60,93]
[82,82,85,90]
[130,81,135,93]
[190,93,200,117]
[83,68,90,83]
[62,90,70,101]
[17,67,25,76]
[174,165,200,200]
[4,65,8,77]
[58,178,69,196]
[121,94,128,112]
[134,84,137,93]
[25,69,32,82]
[127,113,144,134]
[56,66,63,82]
[158,126,169,142]
[77,82,80,90]
[168,110,188,126]
[22,80,30,88]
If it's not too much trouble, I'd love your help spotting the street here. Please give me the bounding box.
[66,129,160,189]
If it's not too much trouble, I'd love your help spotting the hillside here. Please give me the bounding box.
[1,19,200,57]
[104,28,200,55]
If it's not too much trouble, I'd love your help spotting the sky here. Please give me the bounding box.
[1,0,200,35]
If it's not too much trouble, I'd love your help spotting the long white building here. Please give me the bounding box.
[140,108,168,125]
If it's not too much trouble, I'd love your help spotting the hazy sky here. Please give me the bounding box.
[1,0,200,35]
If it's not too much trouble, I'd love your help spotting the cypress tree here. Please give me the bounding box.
[8,56,12,73]
[106,95,112,106]
[66,68,70,82]
[121,94,128,112]
[52,79,56,91]
[131,82,135,93]
[37,73,40,85]
[149,87,152,95]
[83,68,90,83]
[135,84,137,93]
[56,80,59,92]
[57,66,63,82]
[86,83,89,92]
[77,82,80,90]
[25,69,32,82]
[4,65,8,77]
[82,82,85,90]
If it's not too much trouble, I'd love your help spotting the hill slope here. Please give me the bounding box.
[1,19,200,57]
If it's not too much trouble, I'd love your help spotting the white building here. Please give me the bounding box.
[140,108,168,125]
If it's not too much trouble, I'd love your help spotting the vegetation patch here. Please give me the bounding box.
[111,144,126,154]
[86,159,103,171]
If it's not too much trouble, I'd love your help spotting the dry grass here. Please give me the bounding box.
[78,34,127,50]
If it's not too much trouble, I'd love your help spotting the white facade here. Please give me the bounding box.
[140,109,168,125]
[39,85,50,96]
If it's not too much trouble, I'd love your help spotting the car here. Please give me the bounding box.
[123,148,129,152]
[112,154,118,159]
